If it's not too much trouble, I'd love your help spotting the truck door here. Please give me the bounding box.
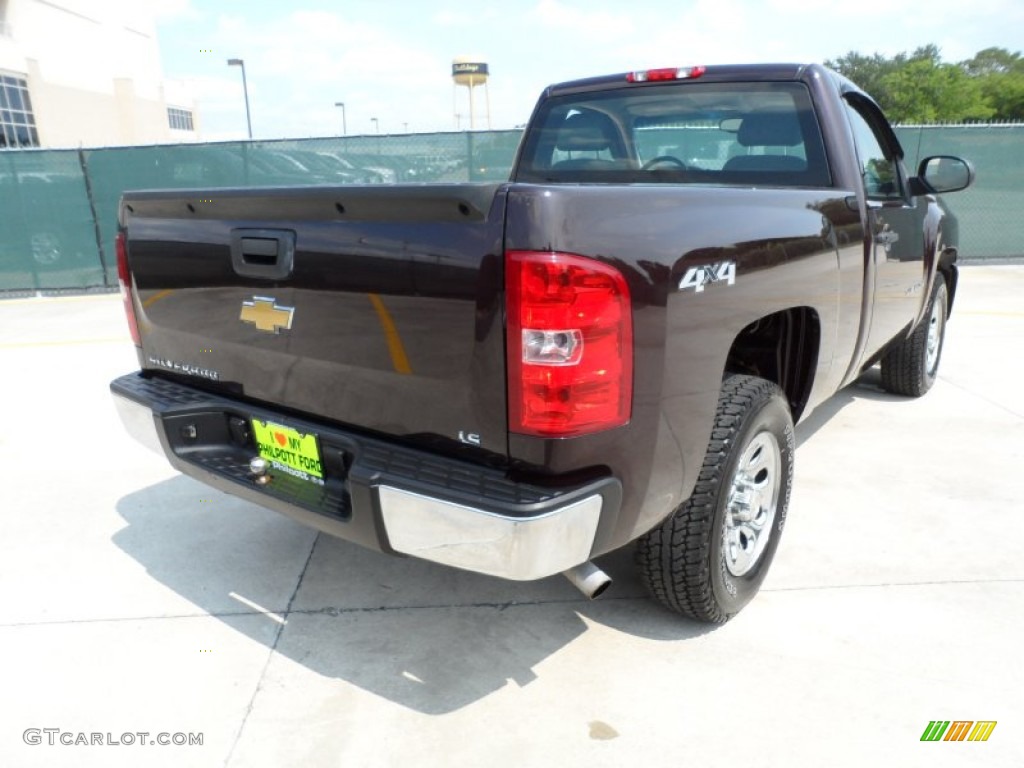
[842,95,929,364]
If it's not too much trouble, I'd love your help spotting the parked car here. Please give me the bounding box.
[317,152,398,183]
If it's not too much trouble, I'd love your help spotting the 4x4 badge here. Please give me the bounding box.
[240,296,294,333]
[679,261,737,293]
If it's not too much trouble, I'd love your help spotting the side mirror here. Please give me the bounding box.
[915,155,975,194]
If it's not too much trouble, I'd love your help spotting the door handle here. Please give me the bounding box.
[231,229,295,280]
[874,230,899,251]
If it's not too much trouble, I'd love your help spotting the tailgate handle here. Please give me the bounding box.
[231,229,295,280]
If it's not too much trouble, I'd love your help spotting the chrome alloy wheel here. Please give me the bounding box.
[925,287,946,375]
[724,431,782,577]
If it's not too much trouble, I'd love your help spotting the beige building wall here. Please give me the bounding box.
[0,0,198,148]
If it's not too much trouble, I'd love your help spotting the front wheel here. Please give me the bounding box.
[880,275,948,397]
[635,375,795,622]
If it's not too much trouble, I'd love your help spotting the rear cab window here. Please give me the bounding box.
[515,81,831,188]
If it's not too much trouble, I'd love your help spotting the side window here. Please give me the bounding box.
[842,98,901,199]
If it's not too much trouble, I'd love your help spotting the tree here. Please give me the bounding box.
[826,47,937,115]
[824,51,900,99]
[961,48,1024,120]
[882,58,993,122]
[981,74,1024,120]
[961,47,1024,77]
[827,45,1018,123]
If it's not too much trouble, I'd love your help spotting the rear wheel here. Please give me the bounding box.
[880,275,948,397]
[635,375,795,622]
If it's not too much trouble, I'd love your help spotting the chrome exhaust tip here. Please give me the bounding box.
[563,561,612,600]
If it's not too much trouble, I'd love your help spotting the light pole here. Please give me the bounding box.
[371,117,379,134]
[334,102,346,135]
[226,58,252,139]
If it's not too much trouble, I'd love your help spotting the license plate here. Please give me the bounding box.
[251,420,324,484]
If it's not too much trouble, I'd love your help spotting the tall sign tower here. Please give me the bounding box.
[451,57,490,130]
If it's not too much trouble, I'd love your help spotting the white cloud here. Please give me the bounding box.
[609,0,1024,69]
[529,0,636,39]
[184,10,463,138]
[151,0,201,21]
[432,7,501,27]
[157,0,1024,140]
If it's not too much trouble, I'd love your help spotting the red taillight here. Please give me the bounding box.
[506,250,633,437]
[626,65,706,83]
[116,231,141,346]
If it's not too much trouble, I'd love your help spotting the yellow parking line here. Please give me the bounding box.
[142,289,174,308]
[367,293,412,375]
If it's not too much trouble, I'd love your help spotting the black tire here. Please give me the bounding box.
[880,275,948,397]
[635,375,795,623]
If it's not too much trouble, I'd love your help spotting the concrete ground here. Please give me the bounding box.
[1,266,1022,768]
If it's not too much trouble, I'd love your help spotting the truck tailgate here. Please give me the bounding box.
[121,184,509,459]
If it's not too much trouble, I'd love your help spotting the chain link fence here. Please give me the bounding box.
[1,125,1020,293]
[0,148,106,292]
[894,124,1023,262]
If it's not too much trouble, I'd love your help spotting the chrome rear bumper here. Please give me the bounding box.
[378,486,602,580]
[111,374,619,582]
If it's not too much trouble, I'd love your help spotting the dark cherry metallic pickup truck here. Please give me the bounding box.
[111,63,973,622]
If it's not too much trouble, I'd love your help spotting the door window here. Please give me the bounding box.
[842,97,902,199]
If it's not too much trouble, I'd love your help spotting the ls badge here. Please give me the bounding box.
[240,296,294,333]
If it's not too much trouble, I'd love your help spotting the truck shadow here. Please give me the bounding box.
[111,368,912,714]
[796,368,907,448]
[113,481,713,715]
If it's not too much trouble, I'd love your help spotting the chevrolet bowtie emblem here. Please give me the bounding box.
[240,297,294,334]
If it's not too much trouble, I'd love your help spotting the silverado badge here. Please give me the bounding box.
[240,296,294,333]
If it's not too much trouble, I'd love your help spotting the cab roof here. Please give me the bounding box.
[544,63,819,98]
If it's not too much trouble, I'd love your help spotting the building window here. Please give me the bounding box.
[0,0,11,38]
[0,73,40,149]
[168,107,194,132]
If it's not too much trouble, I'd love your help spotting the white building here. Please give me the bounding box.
[0,0,199,148]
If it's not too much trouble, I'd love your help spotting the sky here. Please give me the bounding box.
[152,0,1024,141]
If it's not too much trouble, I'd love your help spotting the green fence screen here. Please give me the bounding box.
[0,148,106,292]
[0,125,1019,293]
[894,125,1023,263]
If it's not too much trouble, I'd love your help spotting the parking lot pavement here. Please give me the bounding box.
[2,266,1022,768]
